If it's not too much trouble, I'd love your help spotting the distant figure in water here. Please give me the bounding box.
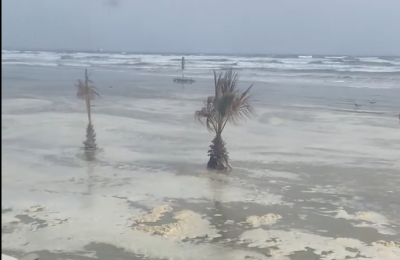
[354,101,362,108]
[109,86,113,88]
[368,99,376,104]
[398,113,400,124]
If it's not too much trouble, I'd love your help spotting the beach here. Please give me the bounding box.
[1,52,400,260]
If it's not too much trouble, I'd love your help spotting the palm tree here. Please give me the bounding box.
[195,69,254,171]
[75,69,100,150]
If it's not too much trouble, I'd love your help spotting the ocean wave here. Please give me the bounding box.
[2,50,400,76]
[342,59,395,67]
[308,60,396,67]
[195,58,231,62]
[308,61,324,65]
[60,55,74,59]
[2,61,58,67]
[250,67,400,74]
[298,55,313,58]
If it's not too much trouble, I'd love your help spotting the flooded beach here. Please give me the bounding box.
[2,61,400,260]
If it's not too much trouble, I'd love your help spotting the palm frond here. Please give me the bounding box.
[213,70,219,98]
[214,69,253,125]
[216,92,235,117]
[194,96,218,133]
[75,70,100,101]
[196,69,254,134]
[228,84,254,125]
[214,69,240,95]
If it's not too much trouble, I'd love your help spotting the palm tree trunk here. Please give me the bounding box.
[83,97,97,150]
[85,98,92,123]
[207,134,230,171]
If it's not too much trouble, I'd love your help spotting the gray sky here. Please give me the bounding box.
[2,0,400,55]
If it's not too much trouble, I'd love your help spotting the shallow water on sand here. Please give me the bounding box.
[2,66,400,260]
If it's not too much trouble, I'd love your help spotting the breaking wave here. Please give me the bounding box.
[2,50,400,88]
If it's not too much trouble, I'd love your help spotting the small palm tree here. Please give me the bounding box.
[75,69,100,150]
[195,69,254,171]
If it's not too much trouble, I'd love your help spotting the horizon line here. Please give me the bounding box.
[2,48,400,58]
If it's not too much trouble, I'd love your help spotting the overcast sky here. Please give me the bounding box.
[2,0,400,55]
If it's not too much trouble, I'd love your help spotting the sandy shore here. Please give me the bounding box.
[2,66,400,260]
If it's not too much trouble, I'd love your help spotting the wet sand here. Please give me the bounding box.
[2,66,400,260]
